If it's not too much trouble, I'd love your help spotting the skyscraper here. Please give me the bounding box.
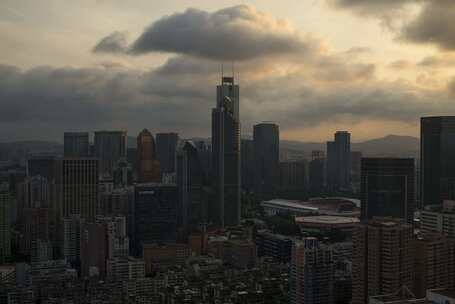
[60,158,99,221]
[176,141,210,238]
[352,218,413,304]
[136,129,160,183]
[211,76,241,227]
[291,237,334,304]
[421,116,455,205]
[326,131,351,192]
[361,158,415,223]
[0,189,11,263]
[64,132,89,158]
[94,130,127,177]
[253,123,280,198]
[156,133,179,175]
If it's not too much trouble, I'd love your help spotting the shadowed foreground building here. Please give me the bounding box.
[352,218,413,304]
[291,237,334,304]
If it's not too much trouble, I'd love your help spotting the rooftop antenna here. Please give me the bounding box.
[231,62,235,84]
[221,63,224,82]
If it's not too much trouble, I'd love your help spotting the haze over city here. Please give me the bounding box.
[2,0,455,142]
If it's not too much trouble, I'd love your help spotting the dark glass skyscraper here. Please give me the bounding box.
[64,132,89,158]
[326,131,351,192]
[253,123,279,198]
[94,130,127,177]
[421,116,455,206]
[156,133,179,175]
[361,158,415,223]
[211,76,241,227]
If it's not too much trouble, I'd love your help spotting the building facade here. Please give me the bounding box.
[421,116,455,205]
[136,129,160,183]
[64,132,89,158]
[94,130,127,177]
[352,218,413,304]
[253,123,280,198]
[361,158,415,223]
[156,132,179,176]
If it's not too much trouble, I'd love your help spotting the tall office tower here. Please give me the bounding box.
[361,158,415,223]
[421,116,455,206]
[19,207,49,258]
[156,133,179,175]
[352,218,413,304]
[309,151,325,196]
[291,238,334,304]
[80,221,107,277]
[326,131,351,192]
[113,158,133,188]
[61,158,99,221]
[94,130,127,177]
[413,233,455,298]
[253,123,280,198]
[133,184,178,254]
[137,129,161,183]
[279,161,306,198]
[0,190,11,263]
[241,139,254,192]
[176,141,209,239]
[211,76,241,227]
[64,132,89,157]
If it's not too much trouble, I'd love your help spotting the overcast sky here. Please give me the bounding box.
[1,0,455,142]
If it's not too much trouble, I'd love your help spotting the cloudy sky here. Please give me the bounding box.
[1,0,455,142]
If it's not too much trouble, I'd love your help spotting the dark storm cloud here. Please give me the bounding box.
[328,0,418,13]
[95,5,312,60]
[93,31,129,54]
[329,0,455,51]
[401,1,455,51]
[0,53,452,141]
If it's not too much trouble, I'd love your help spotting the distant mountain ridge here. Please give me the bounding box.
[0,134,420,161]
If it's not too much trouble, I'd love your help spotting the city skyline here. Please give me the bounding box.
[1,1,455,142]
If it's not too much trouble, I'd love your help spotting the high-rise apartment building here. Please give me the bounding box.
[136,129,160,183]
[156,132,179,175]
[361,158,415,223]
[413,233,455,298]
[352,218,413,304]
[420,200,455,238]
[61,158,99,221]
[94,130,127,177]
[0,190,11,263]
[421,116,455,206]
[253,123,280,198]
[291,237,334,304]
[64,132,89,158]
[211,76,241,227]
[326,131,351,192]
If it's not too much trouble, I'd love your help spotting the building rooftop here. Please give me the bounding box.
[296,216,359,226]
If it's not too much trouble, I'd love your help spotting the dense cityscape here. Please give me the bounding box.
[2,1,455,304]
[0,73,455,303]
